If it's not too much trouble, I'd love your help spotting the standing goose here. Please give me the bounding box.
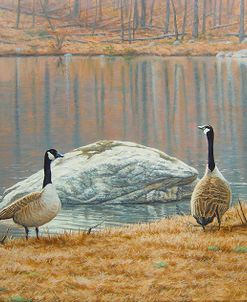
[0,149,63,239]
[191,125,231,230]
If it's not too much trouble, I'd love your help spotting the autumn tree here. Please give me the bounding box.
[99,0,103,22]
[73,0,80,18]
[120,0,124,41]
[16,0,21,29]
[164,0,170,34]
[128,0,133,42]
[149,0,155,28]
[239,0,245,42]
[218,0,223,25]
[192,0,199,39]
[170,0,178,40]
[213,0,217,26]
[181,0,187,40]
[202,0,207,34]
[141,0,146,28]
[32,0,36,28]
[133,0,139,29]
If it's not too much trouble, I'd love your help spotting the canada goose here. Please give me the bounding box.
[191,125,231,230]
[0,149,63,239]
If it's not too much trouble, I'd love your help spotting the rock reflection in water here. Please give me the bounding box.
[0,201,189,238]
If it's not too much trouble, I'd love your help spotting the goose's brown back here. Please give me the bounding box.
[191,175,231,220]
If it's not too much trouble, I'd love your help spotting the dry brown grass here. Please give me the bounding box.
[0,203,247,302]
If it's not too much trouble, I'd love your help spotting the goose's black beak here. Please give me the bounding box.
[198,125,205,130]
[56,152,64,159]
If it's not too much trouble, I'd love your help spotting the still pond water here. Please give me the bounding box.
[0,55,247,236]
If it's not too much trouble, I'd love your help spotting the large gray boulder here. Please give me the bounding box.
[1,141,198,206]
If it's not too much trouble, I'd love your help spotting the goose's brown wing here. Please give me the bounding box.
[0,192,42,220]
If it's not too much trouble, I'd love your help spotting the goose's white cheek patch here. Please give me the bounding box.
[47,152,55,161]
[204,128,210,134]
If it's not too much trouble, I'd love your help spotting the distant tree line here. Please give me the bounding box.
[11,0,246,42]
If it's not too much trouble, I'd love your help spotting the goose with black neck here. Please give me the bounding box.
[191,125,231,230]
[0,149,63,239]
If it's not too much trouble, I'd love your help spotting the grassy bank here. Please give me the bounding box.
[0,204,247,302]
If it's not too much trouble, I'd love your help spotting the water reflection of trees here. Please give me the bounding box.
[141,61,148,146]
[44,63,51,148]
[14,57,21,161]
[1,56,247,196]
[73,74,80,148]
[31,60,38,146]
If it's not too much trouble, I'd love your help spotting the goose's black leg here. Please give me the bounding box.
[35,227,39,240]
[24,227,29,240]
[216,207,221,230]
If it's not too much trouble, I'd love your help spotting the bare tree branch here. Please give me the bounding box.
[39,0,55,31]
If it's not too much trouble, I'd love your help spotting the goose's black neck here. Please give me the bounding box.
[207,130,215,172]
[43,154,52,188]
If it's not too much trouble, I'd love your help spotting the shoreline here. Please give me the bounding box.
[0,52,217,57]
[0,41,246,58]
